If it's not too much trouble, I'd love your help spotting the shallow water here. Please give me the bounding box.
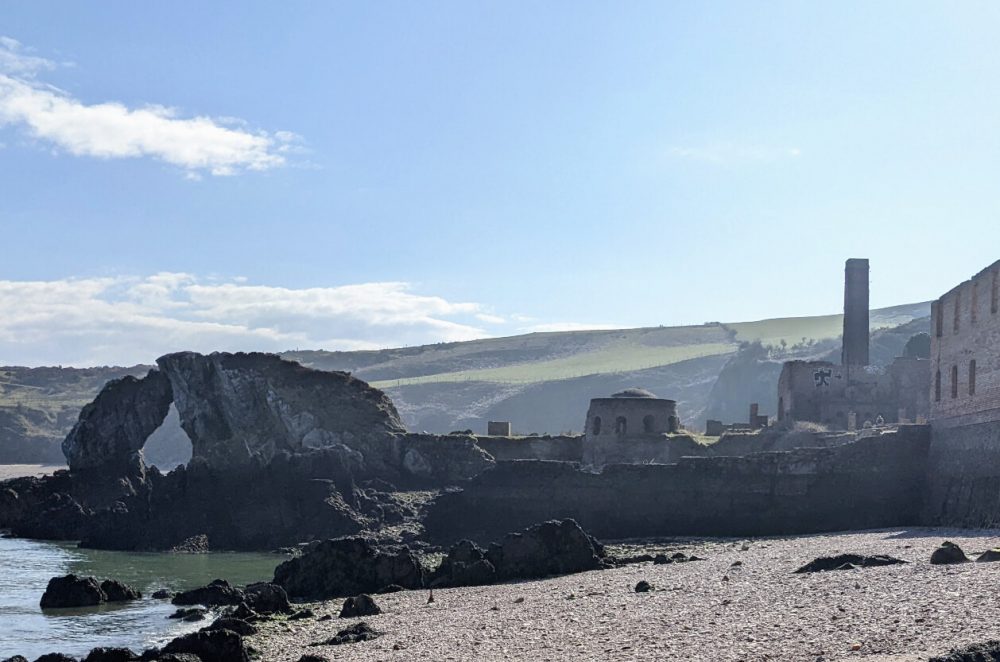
[0,536,282,659]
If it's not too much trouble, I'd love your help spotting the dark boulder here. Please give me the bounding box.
[161,629,250,662]
[339,595,381,618]
[40,575,106,609]
[430,540,496,587]
[242,582,290,614]
[1,656,29,662]
[931,541,970,565]
[977,549,1000,563]
[930,640,1000,661]
[82,649,139,662]
[296,656,330,662]
[168,607,207,621]
[34,656,77,662]
[795,554,908,573]
[485,519,605,582]
[151,589,173,600]
[100,580,142,602]
[172,579,244,607]
[635,580,652,593]
[310,622,380,646]
[202,617,258,636]
[274,537,424,599]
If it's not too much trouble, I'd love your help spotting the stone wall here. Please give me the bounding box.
[930,259,1000,426]
[924,420,1000,527]
[425,425,931,545]
[474,435,583,463]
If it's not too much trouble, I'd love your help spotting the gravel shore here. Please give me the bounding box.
[250,528,1000,661]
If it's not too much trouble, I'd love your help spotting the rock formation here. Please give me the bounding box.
[3,351,495,551]
[63,370,173,474]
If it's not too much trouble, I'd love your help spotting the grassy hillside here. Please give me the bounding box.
[0,301,932,462]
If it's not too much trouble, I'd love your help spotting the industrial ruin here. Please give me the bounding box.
[777,258,931,429]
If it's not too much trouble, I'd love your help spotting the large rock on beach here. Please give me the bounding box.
[172,579,245,607]
[931,541,970,565]
[274,537,425,599]
[339,594,381,618]
[486,519,605,582]
[242,582,291,614]
[430,519,606,587]
[100,579,142,602]
[930,640,1000,661]
[40,574,106,609]
[161,628,251,662]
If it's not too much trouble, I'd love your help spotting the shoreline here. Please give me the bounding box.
[249,527,1000,662]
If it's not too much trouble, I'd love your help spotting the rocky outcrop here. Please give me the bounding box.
[172,579,245,607]
[40,575,106,608]
[63,370,173,473]
[274,537,425,599]
[161,629,250,662]
[156,351,404,468]
[339,594,381,618]
[431,519,605,587]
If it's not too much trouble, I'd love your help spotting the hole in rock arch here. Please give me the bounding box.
[142,402,193,471]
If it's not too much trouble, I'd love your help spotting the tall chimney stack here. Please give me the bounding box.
[842,258,870,366]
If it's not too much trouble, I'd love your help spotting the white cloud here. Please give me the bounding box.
[0,36,294,176]
[0,274,497,367]
[668,143,802,166]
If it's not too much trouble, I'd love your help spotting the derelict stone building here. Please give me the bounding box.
[777,258,930,428]
[582,388,680,467]
[930,259,1000,426]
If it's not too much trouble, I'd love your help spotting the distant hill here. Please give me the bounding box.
[0,301,931,462]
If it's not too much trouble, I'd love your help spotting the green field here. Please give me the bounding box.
[370,341,738,388]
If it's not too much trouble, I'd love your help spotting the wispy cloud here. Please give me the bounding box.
[668,143,801,166]
[0,36,295,176]
[0,274,492,366]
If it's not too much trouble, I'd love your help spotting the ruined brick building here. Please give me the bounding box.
[777,259,931,429]
[929,259,1000,427]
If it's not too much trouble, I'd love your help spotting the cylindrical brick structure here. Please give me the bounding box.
[842,258,870,366]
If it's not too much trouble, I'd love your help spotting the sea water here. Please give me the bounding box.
[0,536,282,659]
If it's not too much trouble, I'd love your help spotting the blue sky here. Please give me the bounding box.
[1,2,999,365]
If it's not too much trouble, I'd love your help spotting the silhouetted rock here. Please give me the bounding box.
[168,607,207,621]
[1,656,29,662]
[486,519,605,582]
[242,582,290,614]
[202,617,257,636]
[161,629,250,662]
[34,655,76,662]
[930,640,1000,661]
[931,541,970,565]
[635,580,652,593]
[100,580,141,602]
[274,537,424,599]
[430,539,496,587]
[310,622,380,646]
[296,656,330,662]
[172,579,244,607]
[40,575,105,609]
[795,554,908,573]
[977,548,1000,562]
[151,589,172,600]
[339,594,381,618]
[82,648,139,662]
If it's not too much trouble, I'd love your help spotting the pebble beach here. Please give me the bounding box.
[251,528,1000,662]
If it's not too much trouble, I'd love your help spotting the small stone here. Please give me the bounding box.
[634,581,652,593]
